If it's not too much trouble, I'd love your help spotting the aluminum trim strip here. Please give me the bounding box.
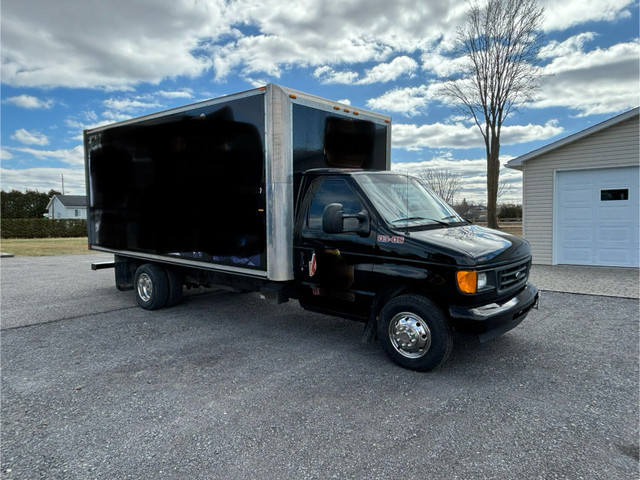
[265,84,294,281]
[90,247,269,278]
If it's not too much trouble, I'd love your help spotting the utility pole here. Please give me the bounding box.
[61,174,65,195]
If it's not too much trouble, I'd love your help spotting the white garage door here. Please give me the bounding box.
[555,166,639,267]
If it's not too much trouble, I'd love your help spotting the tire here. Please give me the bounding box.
[165,268,184,308]
[377,294,453,371]
[134,264,169,310]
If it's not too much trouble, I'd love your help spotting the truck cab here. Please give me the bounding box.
[294,169,538,371]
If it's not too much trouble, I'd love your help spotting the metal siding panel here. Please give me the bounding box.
[522,162,554,265]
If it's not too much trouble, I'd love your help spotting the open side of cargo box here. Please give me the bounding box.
[85,84,390,281]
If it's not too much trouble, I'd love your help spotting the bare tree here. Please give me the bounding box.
[441,0,545,228]
[497,177,512,203]
[416,169,462,205]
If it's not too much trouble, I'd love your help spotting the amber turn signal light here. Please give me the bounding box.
[456,271,477,294]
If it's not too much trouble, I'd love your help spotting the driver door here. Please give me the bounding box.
[294,176,376,319]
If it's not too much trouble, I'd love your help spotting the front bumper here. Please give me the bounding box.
[448,283,539,342]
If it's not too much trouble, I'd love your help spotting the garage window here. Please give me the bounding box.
[600,189,629,201]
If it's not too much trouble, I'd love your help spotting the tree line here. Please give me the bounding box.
[1,189,60,219]
[414,168,521,221]
[454,198,522,222]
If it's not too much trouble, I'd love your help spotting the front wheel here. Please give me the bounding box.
[134,264,169,310]
[377,294,453,371]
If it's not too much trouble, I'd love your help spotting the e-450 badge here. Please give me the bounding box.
[378,235,404,244]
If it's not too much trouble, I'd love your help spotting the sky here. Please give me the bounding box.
[1,0,639,204]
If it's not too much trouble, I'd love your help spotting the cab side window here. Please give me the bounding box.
[307,178,363,231]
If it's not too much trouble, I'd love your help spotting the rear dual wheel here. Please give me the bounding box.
[134,264,183,310]
[377,294,453,371]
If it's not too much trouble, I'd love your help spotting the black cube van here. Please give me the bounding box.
[85,84,538,371]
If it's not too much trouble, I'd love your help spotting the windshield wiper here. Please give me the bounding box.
[441,215,468,223]
[391,216,426,224]
[391,216,449,226]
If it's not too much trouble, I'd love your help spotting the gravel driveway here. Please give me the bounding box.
[1,255,638,479]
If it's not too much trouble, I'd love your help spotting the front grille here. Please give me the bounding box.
[497,260,530,293]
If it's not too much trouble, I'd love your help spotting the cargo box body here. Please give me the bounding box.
[84,84,391,281]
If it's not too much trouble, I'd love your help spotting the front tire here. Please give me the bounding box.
[377,294,453,371]
[134,264,169,310]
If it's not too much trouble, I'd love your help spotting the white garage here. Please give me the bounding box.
[507,108,640,267]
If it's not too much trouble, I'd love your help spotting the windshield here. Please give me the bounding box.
[354,173,465,228]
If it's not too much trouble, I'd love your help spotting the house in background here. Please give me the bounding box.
[46,194,87,220]
[507,107,639,267]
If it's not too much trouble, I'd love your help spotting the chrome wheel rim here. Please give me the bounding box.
[388,312,431,359]
[137,273,153,302]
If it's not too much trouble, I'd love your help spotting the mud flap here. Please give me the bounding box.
[361,310,377,343]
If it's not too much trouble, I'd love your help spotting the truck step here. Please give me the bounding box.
[91,261,115,271]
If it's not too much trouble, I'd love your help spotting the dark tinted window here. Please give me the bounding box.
[292,104,387,172]
[307,179,363,230]
[601,189,629,201]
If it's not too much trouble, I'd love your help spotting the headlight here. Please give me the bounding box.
[477,272,487,290]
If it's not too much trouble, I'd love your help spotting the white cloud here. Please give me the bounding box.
[542,0,635,31]
[539,32,598,59]
[12,145,85,167]
[244,77,270,88]
[421,51,468,79]
[313,66,359,85]
[501,120,565,144]
[157,89,194,99]
[1,0,225,89]
[2,0,638,91]
[316,56,419,85]
[366,86,431,116]
[392,120,564,150]
[1,148,14,160]
[66,112,116,139]
[393,122,479,150]
[209,0,457,79]
[4,94,54,109]
[1,0,465,88]
[11,129,50,146]
[0,167,86,194]
[103,98,163,113]
[360,56,418,84]
[537,40,640,115]
[418,28,638,118]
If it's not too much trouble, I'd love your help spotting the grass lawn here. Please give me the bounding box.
[0,223,523,257]
[0,237,97,257]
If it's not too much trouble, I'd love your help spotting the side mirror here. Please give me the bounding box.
[322,203,344,234]
[322,203,371,236]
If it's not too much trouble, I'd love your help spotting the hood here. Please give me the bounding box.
[404,224,531,267]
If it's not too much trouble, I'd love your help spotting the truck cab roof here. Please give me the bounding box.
[302,168,393,177]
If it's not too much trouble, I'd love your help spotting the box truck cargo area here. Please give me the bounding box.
[85,84,538,371]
